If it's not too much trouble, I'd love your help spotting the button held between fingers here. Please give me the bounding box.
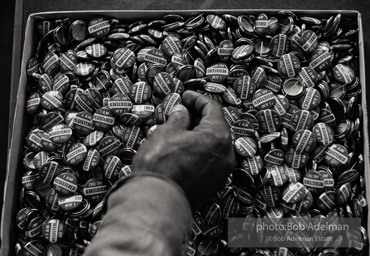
[182,90,228,132]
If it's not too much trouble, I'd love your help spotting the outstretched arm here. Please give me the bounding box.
[84,91,235,256]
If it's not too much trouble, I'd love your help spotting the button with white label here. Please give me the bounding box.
[234,137,257,157]
[324,144,349,167]
[277,53,301,78]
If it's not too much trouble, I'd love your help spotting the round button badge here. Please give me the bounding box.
[53,173,78,196]
[312,122,335,145]
[291,129,316,154]
[303,170,324,194]
[234,137,258,157]
[256,109,282,133]
[278,53,301,78]
[282,182,306,204]
[324,144,349,167]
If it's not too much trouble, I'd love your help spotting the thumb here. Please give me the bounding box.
[166,104,191,129]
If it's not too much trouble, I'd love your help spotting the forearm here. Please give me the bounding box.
[84,175,192,256]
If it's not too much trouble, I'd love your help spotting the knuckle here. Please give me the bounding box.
[133,146,150,165]
[173,113,188,126]
[213,129,232,147]
[133,143,160,171]
[142,151,155,166]
[154,123,172,135]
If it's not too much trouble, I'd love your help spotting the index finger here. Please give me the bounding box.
[182,91,229,132]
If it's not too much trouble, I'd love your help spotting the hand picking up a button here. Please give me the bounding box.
[132,91,236,209]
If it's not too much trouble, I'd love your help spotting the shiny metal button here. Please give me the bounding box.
[298,87,321,110]
[282,78,304,99]
[41,91,63,110]
[42,219,65,243]
[88,17,110,38]
[282,182,306,204]
[104,155,122,180]
[163,92,182,115]
[324,143,349,167]
[58,194,83,211]
[82,149,100,172]
[292,129,316,154]
[277,53,301,78]
[234,137,258,157]
[153,72,175,97]
[256,109,282,133]
[303,170,324,194]
[83,178,107,203]
[285,147,309,169]
[312,122,335,145]
[108,94,133,116]
[252,89,276,110]
[53,173,78,196]
[333,64,355,84]
[98,136,121,157]
[206,63,229,83]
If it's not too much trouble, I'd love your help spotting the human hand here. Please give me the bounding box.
[132,91,236,209]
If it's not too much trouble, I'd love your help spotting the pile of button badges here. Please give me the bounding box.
[18,11,367,256]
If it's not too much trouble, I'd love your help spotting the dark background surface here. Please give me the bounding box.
[1,0,15,227]
[1,0,370,237]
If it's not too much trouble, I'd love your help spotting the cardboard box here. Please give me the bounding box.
[2,10,368,256]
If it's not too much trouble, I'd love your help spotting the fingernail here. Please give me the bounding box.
[169,104,186,115]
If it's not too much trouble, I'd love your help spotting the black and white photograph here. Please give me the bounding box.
[1,0,370,255]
